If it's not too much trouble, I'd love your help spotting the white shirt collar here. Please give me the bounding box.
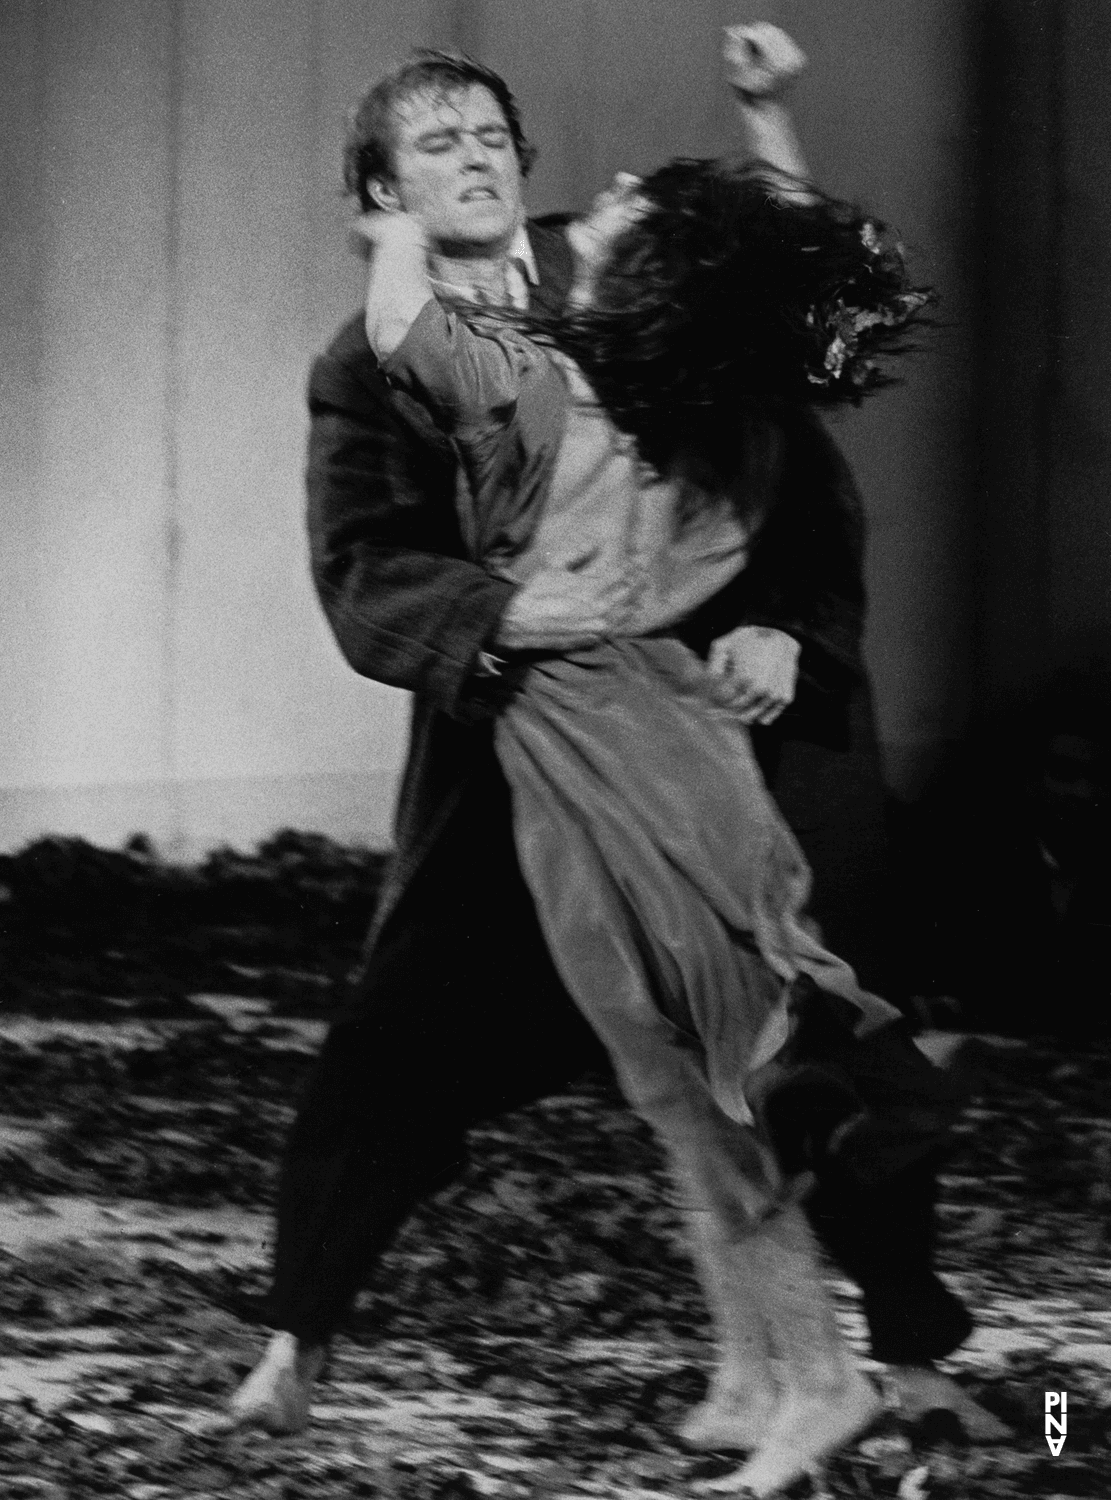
[509,224,539,286]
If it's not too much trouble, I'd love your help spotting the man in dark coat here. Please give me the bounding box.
[229,43,997,1443]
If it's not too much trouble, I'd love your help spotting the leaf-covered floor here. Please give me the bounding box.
[1,1002,1109,1498]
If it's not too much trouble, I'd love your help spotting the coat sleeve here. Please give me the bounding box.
[739,418,866,688]
[305,331,517,723]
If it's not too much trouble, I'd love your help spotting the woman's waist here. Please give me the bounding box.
[496,552,749,636]
[508,632,719,712]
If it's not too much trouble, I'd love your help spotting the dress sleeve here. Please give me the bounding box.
[382,299,551,439]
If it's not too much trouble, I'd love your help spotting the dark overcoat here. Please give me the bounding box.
[305,219,892,995]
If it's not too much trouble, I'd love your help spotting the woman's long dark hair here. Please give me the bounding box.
[549,159,933,487]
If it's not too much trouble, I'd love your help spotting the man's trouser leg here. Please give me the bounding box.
[265,782,607,1344]
[760,732,973,1366]
[755,1005,973,1366]
[805,1151,972,1364]
[267,1015,466,1344]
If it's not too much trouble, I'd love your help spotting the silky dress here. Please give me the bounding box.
[384,300,896,1209]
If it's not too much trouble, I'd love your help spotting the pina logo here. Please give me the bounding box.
[1045,1391,1067,1455]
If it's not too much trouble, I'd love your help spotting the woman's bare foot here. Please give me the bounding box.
[226,1331,326,1434]
[697,1368,881,1496]
[680,1379,778,1452]
[679,1204,779,1453]
[886,1364,1012,1441]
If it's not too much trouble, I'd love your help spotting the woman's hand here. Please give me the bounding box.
[723,23,807,100]
[706,624,800,724]
[567,174,648,309]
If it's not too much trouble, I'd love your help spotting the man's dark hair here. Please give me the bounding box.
[343,49,537,209]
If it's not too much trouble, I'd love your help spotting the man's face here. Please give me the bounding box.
[373,84,524,255]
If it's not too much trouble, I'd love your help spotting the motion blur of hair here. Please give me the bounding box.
[552,160,933,479]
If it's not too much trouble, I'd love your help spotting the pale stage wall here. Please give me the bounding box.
[0,1,994,854]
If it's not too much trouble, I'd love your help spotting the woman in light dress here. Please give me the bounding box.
[355,33,933,1494]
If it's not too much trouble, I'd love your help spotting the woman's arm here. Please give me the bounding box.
[357,210,553,440]
[724,23,815,203]
[357,211,435,359]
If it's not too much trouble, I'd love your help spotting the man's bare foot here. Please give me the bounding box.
[226,1331,326,1434]
[679,1381,778,1452]
[886,1365,1012,1442]
[697,1368,881,1497]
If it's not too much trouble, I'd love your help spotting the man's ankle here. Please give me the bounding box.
[269,1331,327,1368]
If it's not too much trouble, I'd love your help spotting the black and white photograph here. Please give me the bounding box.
[1,2,1109,1496]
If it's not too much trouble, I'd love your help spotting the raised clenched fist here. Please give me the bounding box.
[723,23,807,99]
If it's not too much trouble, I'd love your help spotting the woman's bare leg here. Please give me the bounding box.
[611,1035,876,1492]
[700,1205,881,1497]
[680,1205,777,1451]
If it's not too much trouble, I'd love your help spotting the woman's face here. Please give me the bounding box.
[567,173,649,307]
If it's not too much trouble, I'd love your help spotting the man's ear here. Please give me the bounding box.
[367,177,402,212]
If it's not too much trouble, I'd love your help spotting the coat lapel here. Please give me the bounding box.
[525,218,575,319]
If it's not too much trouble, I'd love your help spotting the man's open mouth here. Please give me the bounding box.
[460,187,498,202]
